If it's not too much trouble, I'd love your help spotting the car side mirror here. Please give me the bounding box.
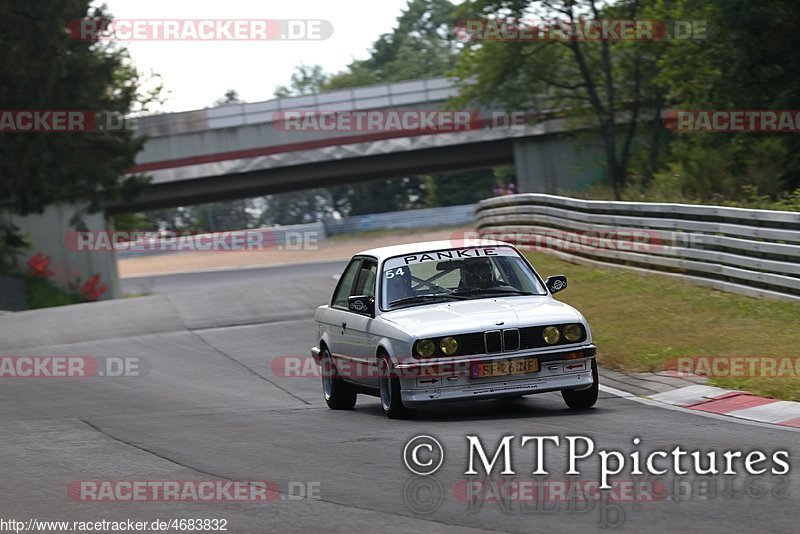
[348,295,375,316]
[545,275,568,294]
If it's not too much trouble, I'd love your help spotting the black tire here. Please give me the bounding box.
[321,347,357,410]
[562,358,599,409]
[378,354,417,419]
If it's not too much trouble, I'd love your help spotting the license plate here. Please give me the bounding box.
[472,358,539,378]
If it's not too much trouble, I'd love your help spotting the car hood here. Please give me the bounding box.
[381,296,582,337]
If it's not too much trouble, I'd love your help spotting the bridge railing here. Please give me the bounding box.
[475,194,800,301]
[137,77,459,137]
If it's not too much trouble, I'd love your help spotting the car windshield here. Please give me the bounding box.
[381,245,547,309]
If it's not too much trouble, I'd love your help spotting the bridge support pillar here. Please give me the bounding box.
[10,204,120,303]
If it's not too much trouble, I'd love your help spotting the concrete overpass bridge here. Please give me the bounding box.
[112,77,604,213]
[6,77,609,305]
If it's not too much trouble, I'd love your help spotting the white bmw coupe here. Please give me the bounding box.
[311,239,597,418]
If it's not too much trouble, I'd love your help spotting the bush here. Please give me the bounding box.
[24,276,84,309]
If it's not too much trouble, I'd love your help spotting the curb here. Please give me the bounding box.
[648,385,800,428]
[599,367,800,429]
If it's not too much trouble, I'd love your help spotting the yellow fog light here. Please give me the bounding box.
[440,336,458,356]
[563,324,582,342]
[542,326,561,345]
[416,339,436,358]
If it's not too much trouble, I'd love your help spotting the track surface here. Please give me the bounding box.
[2,262,798,533]
[119,260,347,295]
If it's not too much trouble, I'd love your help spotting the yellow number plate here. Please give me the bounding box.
[472,358,539,378]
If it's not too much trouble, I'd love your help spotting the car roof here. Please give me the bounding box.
[357,239,516,261]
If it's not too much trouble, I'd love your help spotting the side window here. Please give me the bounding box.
[352,261,377,298]
[332,260,362,308]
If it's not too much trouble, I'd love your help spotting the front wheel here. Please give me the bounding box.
[321,348,356,410]
[561,359,599,409]
[378,355,416,419]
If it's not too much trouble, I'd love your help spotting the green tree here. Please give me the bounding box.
[256,189,342,226]
[0,1,152,214]
[327,0,460,87]
[424,169,503,206]
[274,64,328,97]
[0,0,154,271]
[213,89,243,106]
[192,200,252,231]
[452,0,668,199]
[651,0,800,200]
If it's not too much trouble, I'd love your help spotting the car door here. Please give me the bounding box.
[322,258,363,380]
[339,259,379,387]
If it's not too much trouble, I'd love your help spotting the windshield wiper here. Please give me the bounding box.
[453,288,539,297]
[388,293,467,306]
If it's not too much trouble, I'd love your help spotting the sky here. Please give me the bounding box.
[95,0,414,113]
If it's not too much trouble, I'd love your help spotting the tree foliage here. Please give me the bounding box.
[0,0,152,216]
[453,0,800,202]
[0,0,157,271]
[649,0,800,200]
[298,0,462,91]
[452,0,670,198]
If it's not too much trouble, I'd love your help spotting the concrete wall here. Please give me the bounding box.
[10,204,120,300]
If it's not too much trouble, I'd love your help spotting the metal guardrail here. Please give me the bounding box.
[325,204,476,235]
[475,194,800,301]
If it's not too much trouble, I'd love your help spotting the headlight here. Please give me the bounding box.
[542,326,561,345]
[440,336,458,356]
[563,324,582,342]
[416,339,436,358]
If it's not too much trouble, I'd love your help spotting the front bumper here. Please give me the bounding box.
[400,368,593,406]
[398,344,596,407]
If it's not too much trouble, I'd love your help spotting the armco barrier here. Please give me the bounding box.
[475,194,800,302]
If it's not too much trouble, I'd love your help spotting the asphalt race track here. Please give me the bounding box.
[2,262,798,533]
[119,260,348,295]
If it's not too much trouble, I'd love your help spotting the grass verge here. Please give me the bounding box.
[525,252,800,402]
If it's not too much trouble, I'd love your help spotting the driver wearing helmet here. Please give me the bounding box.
[458,257,499,291]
